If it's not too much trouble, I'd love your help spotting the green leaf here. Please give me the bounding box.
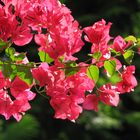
[6,47,27,62]
[92,51,102,60]
[109,72,122,84]
[65,61,80,76]
[123,50,134,64]
[1,63,14,78]
[104,60,116,76]
[110,48,121,56]
[5,47,16,61]
[38,51,53,64]
[125,35,137,43]
[86,65,99,83]
[5,47,15,56]
[0,62,17,80]
[16,63,33,85]
[0,60,33,85]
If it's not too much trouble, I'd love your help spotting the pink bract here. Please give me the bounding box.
[83,94,99,111]
[99,83,120,107]
[117,66,137,93]
[0,72,35,121]
[0,0,138,122]
[111,36,130,54]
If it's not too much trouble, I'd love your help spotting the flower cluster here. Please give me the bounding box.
[0,71,35,121]
[0,0,138,122]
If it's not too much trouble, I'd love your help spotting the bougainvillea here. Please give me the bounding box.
[0,0,139,122]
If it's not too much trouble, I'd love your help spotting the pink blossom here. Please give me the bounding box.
[0,73,35,121]
[10,76,36,100]
[33,1,84,61]
[0,7,33,45]
[50,95,82,121]
[0,89,13,120]
[0,71,6,89]
[99,83,120,106]
[0,1,33,46]
[42,66,95,121]
[111,36,130,54]
[12,24,33,46]
[83,94,99,111]
[35,33,66,59]
[46,66,67,97]
[117,66,137,93]
[66,69,95,104]
[31,62,54,87]
[84,19,112,65]
[12,99,31,121]
[84,19,112,52]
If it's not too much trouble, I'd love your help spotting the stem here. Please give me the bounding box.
[34,85,49,100]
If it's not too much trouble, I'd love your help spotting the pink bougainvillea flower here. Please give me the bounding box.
[45,68,78,121]
[50,95,83,121]
[35,33,67,60]
[0,11,13,42]
[0,1,33,46]
[10,76,36,100]
[99,83,120,106]
[117,65,137,93]
[35,22,84,61]
[12,99,31,121]
[83,94,99,111]
[0,9,33,46]
[0,71,11,89]
[2,0,82,60]
[0,89,13,120]
[35,65,95,121]
[0,71,6,89]
[84,19,112,65]
[31,62,55,87]
[12,24,33,46]
[0,72,36,121]
[66,69,95,104]
[0,0,138,123]
[33,0,84,61]
[84,19,112,52]
[24,0,60,31]
[46,67,67,98]
[111,36,131,54]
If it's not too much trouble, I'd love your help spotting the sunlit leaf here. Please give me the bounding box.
[104,60,116,76]
[87,65,99,83]
[38,51,53,64]
[92,52,102,60]
[16,63,34,85]
[125,35,137,43]
[123,50,134,64]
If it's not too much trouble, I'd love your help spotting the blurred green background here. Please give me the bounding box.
[1,0,140,140]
